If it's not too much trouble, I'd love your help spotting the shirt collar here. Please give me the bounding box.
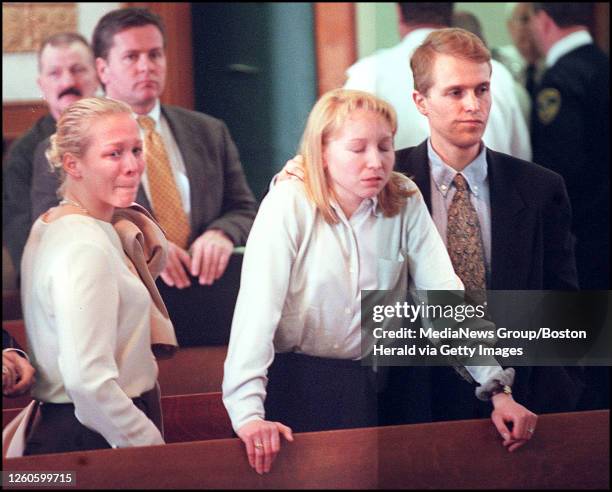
[427,139,488,197]
[330,196,380,220]
[546,30,593,67]
[137,100,162,128]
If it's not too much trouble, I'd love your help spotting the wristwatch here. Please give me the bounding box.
[491,384,513,397]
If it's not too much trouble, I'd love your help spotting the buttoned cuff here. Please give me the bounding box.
[475,367,515,401]
[3,347,30,362]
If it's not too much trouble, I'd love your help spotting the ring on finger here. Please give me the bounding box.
[254,442,264,449]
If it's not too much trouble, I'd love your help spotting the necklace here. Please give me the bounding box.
[59,197,89,214]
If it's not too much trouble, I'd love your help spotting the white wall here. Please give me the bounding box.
[2,3,119,102]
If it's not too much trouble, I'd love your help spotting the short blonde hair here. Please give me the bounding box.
[46,97,133,196]
[298,88,413,224]
[411,28,492,95]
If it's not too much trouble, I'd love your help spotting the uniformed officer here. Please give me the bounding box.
[530,3,609,290]
[531,3,609,413]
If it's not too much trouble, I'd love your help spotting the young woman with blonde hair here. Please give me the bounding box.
[223,89,474,474]
[19,97,174,455]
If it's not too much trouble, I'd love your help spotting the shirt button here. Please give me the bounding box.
[440,184,448,192]
[345,307,351,314]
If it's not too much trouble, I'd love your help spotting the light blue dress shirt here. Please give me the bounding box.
[427,139,492,285]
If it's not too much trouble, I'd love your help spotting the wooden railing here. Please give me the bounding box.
[3,410,609,489]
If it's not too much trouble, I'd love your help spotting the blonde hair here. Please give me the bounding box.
[298,89,413,224]
[46,97,133,197]
[411,28,492,95]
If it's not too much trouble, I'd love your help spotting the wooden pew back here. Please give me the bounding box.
[2,318,26,350]
[3,319,227,408]
[3,392,233,442]
[2,289,22,321]
[3,410,609,489]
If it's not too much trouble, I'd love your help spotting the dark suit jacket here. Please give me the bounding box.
[531,44,609,289]
[392,140,584,417]
[31,104,257,248]
[137,105,257,246]
[3,114,56,275]
[396,141,578,291]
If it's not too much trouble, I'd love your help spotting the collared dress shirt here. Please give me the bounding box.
[138,100,191,215]
[223,177,502,432]
[545,30,593,68]
[427,139,492,280]
[21,214,164,448]
[344,28,532,161]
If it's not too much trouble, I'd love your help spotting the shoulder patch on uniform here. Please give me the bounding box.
[536,88,561,125]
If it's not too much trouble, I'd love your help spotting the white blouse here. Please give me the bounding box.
[223,178,502,432]
[21,214,163,448]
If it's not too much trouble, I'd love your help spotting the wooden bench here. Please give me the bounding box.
[161,392,232,442]
[2,319,26,351]
[157,345,226,395]
[2,289,22,321]
[3,410,609,489]
[3,392,233,443]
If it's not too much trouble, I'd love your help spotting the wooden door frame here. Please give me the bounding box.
[313,3,357,95]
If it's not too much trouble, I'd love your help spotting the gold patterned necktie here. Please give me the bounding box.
[138,115,191,249]
[446,174,486,293]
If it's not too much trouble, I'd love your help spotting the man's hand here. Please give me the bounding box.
[237,419,294,475]
[278,155,305,182]
[490,393,538,452]
[3,350,36,397]
[160,241,192,289]
[190,229,234,285]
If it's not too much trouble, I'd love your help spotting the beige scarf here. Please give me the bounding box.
[111,203,178,358]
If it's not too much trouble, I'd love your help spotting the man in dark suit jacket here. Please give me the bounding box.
[92,7,256,345]
[3,32,99,280]
[390,27,584,422]
[394,142,585,419]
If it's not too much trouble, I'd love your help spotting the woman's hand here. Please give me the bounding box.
[3,350,36,397]
[278,155,305,182]
[237,419,294,474]
[490,393,538,452]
